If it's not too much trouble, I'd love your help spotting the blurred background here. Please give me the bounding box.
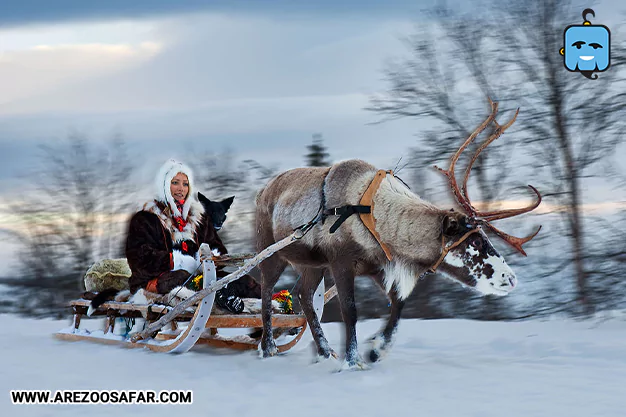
[0,0,624,321]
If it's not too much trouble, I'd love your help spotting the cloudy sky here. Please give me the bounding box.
[0,0,624,198]
[0,0,438,193]
[0,1,624,277]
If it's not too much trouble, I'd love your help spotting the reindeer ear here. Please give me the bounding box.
[442,214,461,237]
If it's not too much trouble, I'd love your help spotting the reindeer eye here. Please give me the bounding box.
[470,235,483,249]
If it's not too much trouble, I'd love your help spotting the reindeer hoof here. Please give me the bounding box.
[260,348,278,358]
[313,348,338,363]
[338,357,370,372]
[368,333,392,363]
[259,340,278,358]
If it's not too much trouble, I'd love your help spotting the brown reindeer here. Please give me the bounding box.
[255,99,541,370]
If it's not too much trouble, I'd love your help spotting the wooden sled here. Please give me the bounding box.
[55,237,337,354]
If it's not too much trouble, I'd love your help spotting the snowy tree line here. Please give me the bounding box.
[1,0,625,319]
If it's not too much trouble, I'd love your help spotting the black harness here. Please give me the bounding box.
[322,205,371,233]
[294,170,408,258]
[313,170,371,233]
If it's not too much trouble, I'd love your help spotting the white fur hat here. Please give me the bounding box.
[155,159,196,219]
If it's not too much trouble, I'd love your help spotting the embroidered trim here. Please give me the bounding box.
[142,199,203,244]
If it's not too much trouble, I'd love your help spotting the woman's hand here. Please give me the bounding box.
[172,249,200,273]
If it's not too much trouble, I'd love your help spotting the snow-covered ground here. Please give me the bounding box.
[1,313,625,417]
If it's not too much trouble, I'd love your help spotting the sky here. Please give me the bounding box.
[1,0,625,193]
[0,0,625,240]
[0,0,439,193]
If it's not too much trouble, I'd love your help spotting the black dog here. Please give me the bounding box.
[197,192,234,231]
[197,192,261,300]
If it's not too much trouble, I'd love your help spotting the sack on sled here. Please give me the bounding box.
[84,258,131,292]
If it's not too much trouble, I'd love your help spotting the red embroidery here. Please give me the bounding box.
[173,216,187,232]
[173,199,187,232]
[146,278,159,293]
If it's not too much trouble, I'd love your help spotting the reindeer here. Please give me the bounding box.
[255,99,541,370]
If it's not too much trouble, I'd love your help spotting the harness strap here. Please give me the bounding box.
[324,205,371,233]
[320,167,481,273]
[359,170,394,261]
[428,228,480,273]
[325,169,394,261]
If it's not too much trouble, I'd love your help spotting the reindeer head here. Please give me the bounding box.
[432,98,542,296]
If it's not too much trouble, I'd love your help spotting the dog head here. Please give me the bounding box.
[197,192,234,231]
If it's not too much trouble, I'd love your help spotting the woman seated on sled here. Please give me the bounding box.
[125,158,252,313]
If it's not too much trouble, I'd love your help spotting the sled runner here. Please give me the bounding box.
[55,231,336,354]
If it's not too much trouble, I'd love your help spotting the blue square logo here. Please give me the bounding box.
[560,9,611,79]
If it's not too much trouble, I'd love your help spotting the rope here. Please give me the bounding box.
[292,204,324,239]
[289,275,302,295]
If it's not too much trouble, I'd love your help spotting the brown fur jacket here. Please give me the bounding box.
[126,199,227,293]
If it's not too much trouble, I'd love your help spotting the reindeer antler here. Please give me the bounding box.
[434,98,542,256]
[434,98,499,215]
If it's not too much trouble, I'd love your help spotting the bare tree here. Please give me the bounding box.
[194,149,249,198]
[366,5,522,319]
[368,0,626,315]
[494,0,626,314]
[192,151,278,252]
[366,5,515,210]
[1,133,135,304]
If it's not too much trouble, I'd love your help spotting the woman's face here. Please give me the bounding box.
[170,172,189,202]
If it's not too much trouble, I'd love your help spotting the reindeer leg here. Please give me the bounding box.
[296,267,337,362]
[259,255,287,358]
[369,271,405,362]
[331,262,368,371]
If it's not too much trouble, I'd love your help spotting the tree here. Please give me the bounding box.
[367,0,626,315]
[0,133,135,316]
[305,133,331,167]
[366,5,518,320]
[366,6,514,210]
[191,150,278,253]
[494,0,626,314]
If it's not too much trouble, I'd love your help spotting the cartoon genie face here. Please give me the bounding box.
[563,25,610,72]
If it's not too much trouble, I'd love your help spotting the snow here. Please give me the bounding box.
[2,313,626,417]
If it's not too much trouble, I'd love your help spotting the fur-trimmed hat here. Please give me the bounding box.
[155,159,197,220]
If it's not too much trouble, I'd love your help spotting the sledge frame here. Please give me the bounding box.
[55,238,335,354]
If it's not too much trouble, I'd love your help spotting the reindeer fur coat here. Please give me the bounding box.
[126,160,227,293]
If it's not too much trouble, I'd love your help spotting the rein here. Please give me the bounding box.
[427,227,480,274]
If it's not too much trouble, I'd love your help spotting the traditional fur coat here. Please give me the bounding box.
[126,159,227,293]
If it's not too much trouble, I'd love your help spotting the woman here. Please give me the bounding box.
[125,158,244,313]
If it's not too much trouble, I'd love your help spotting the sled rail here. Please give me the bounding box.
[68,300,307,328]
[56,233,337,354]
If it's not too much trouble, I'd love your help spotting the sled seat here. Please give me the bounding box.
[56,238,332,354]
[67,298,306,330]
[61,289,310,352]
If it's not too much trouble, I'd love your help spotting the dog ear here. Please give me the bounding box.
[197,192,210,203]
[221,196,235,211]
